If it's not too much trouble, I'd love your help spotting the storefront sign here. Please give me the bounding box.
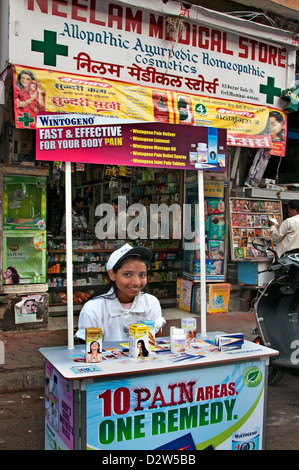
[6,1,297,109]
[36,115,227,171]
[86,360,265,450]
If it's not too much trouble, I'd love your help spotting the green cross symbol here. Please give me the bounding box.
[260,76,281,104]
[280,86,299,113]
[17,112,35,128]
[32,30,68,66]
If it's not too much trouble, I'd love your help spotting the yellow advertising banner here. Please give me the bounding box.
[13,64,285,153]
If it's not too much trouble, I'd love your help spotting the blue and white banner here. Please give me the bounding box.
[86,359,265,450]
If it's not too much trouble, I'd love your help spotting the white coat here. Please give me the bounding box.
[75,288,165,342]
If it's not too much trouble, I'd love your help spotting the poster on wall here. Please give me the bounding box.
[268,108,287,157]
[3,175,47,231]
[86,360,266,450]
[14,294,46,324]
[2,231,47,285]
[36,116,227,171]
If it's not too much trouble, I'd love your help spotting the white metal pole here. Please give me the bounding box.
[198,170,207,336]
[65,161,74,349]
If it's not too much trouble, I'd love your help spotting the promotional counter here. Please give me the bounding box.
[40,332,277,451]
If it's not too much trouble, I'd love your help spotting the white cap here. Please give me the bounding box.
[106,243,153,271]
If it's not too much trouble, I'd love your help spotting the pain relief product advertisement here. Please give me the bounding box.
[85,360,266,450]
[36,114,227,171]
[208,283,231,314]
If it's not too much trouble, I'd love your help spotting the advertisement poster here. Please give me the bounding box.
[207,284,231,314]
[204,180,224,198]
[86,360,265,450]
[14,293,46,324]
[3,231,47,285]
[3,175,47,231]
[12,65,282,152]
[176,278,194,312]
[268,108,287,157]
[36,115,227,171]
[44,361,74,450]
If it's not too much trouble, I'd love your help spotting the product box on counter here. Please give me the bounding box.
[215,333,244,351]
[129,324,149,357]
[85,328,102,363]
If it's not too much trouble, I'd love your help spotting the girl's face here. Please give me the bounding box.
[90,341,99,351]
[270,117,283,138]
[108,258,147,303]
[3,269,12,279]
[20,73,32,88]
[25,300,36,314]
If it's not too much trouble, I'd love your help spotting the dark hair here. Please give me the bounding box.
[288,200,299,213]
[72,196,85,206]
[87,341,101,354]
[269,111,285,140]
[16,69,35,90]
[87,255,149,301]
[269,110,284,124]
[7,266,20,284]
[137,339,149,357]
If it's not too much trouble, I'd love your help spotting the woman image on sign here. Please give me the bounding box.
[16,69,45,114]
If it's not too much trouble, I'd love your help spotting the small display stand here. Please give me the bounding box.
[40,333,277,450]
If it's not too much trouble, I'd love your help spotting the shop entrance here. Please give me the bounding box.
[46,164,184,317]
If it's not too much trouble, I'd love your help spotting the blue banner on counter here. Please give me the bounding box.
[86,359,265,450]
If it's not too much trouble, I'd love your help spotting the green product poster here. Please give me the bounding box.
[3,175,47,230]
[3,231,46,285]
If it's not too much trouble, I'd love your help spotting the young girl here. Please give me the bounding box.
[75,244,165,342]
